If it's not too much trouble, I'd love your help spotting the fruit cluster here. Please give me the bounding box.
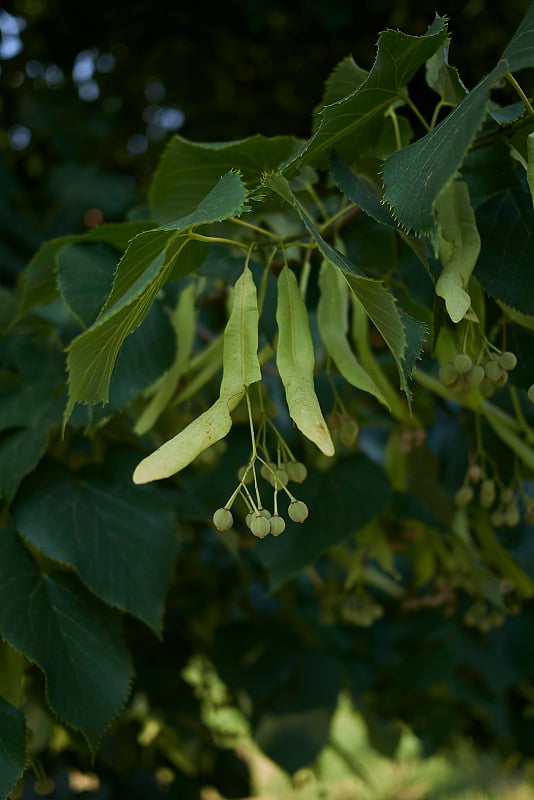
[212,456,309,538]
[439,350,517,398]
[455,465,523,528]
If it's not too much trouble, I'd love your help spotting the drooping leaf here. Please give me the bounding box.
[149,134,300,223]
[257,454,390,589]
[0,696,26,800]
[279,15,449,174]
[383,5,534,233]
[0,529,133,749]
[13,460,178,634]
[65,171,248,421]
[474,189,534,315]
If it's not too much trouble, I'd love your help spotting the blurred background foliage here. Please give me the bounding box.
[0,0,530,282]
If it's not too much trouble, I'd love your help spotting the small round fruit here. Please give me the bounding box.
[498,351,517,371]
[454,485,474,508]
[480,479,496,508]
[465,364,485,386]
[269,515,286,536]
[468,464,482,483]
[249,514,271,538]
[339,418,359,446]
[480,378,495,398]
[500,487,514,505]
[257,507,272,520]
[504,504,520,527]
[260,461,277,481]
[272,468,289,489]
[212,507,233,531]
[439,363,458,386]
[528,384,534,404]
[238,465,253,484]
[484,359,503,383]
[285,461,308,483]
[453,353,473,374]
[288,499,309,523]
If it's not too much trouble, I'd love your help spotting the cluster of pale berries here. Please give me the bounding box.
[439,350,517,397]
[212,457,309,538]
[454,464,531,528]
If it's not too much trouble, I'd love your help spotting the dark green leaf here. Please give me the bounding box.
[57,242,118,327]
[0,427,50,504]
[0,335,65,501]
[14,459,177,634]
[257,454,390,589]
[0,529,133,749]
[425,45,468,106]
[18,222,155,314]
[65,172,249,420]
[0,696,26,799]
[474,190,534,315]
[330,152,396,226]
[313,55,368,119]
[149,134,300,223]
[280,16,448,174]
[383,5,534,233]
[107,300,176,411]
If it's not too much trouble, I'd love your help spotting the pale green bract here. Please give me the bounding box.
[133,265,261,484]
[134,280,198,435]
[276,265,335,457]
[435,179,481,323]
[317,259,389,409]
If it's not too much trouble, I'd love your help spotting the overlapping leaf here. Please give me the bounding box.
[383,4,534,233]
[474,189,534,315]
[18,221,154,313]
[133,263,261,484]
[264,173,426,407]
[65,171,248,422]
[13,460,178,634]
[279,15,448,174]
[149,134,301,223]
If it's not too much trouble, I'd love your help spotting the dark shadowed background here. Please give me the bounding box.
[0,0,529,283]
